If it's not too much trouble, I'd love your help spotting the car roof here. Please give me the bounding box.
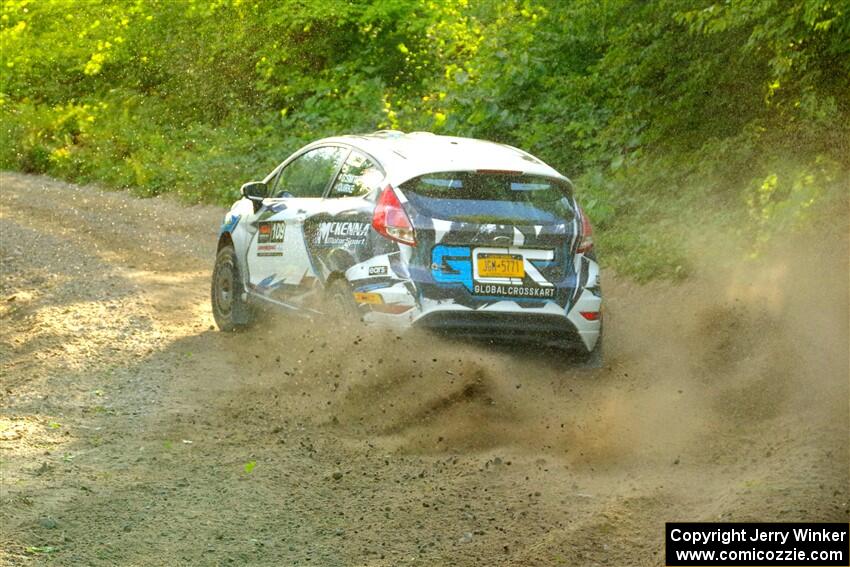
[313,131,569,185]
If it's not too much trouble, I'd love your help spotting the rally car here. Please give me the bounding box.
[211,131,602,362]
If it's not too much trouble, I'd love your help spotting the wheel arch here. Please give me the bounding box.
[322,248,357,286]
[217,231,234,252]
[324,269,350,289]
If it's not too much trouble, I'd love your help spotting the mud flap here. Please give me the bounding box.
[232,288,254,325]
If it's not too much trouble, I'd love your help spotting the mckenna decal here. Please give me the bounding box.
[315,221,370,247]
[430,245,555,298]
[257,221,285,257]
[368,265,388,276]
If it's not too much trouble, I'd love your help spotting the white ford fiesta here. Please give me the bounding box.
[212,131,602,363]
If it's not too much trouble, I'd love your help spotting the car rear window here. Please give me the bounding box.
[399,171,576,224]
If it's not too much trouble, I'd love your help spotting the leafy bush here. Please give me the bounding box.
[1,0,847,281]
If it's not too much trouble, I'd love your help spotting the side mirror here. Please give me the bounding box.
[240,181,266,212]
[240,181,267,201]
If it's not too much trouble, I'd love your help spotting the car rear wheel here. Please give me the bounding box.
[211,244,254,331]
[326,278,362,327]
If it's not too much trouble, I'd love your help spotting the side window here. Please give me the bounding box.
[272,146,347,198]
[328,150,384,198]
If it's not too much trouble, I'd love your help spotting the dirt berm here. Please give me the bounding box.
[1,172,847,565]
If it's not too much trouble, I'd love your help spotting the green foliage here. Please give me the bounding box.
[2,0,847,281]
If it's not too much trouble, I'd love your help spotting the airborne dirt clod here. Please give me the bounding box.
[1,172,847,566]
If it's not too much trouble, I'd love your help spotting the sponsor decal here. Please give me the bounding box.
[431,245,555,298]
[257,221,285,256]
[354,292,384,305]
[315,221,370,247]
[258,221,285,243]
[368,265,388,276]
[334,173,358,195]
[471,284,555,298]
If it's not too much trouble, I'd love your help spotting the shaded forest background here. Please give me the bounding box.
[1,0,847,280]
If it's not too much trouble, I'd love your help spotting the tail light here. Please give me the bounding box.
[372,185,416,246]
[580,310,601,321]
[576,207,594,254]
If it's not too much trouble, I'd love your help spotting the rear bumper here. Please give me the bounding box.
[413,310,588,350]
[360,293,601,352]
[348,254,602,352]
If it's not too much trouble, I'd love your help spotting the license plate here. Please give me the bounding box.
[477,254,524,278]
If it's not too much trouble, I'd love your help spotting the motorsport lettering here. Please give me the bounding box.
[315,221,370,246]
[431,244,555,297]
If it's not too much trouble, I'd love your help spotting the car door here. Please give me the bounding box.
[302,149,386,280]
[244,145,348,308]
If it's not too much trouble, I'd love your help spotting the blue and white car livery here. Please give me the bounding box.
[211,131,602,358]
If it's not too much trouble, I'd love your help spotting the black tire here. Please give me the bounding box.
[325,278,362,327]
[211,244,254,331]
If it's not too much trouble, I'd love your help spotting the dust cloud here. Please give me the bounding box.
[222,229,848,480]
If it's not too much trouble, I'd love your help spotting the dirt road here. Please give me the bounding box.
[1,172,847,565]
